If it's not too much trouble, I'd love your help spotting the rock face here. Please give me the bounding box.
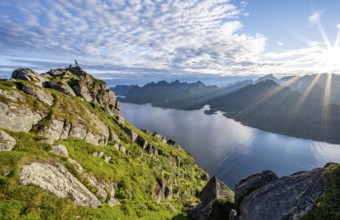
[235,170,278,205]
[20,162,101,207]
[0,130,16,151]
[239,168,325,220]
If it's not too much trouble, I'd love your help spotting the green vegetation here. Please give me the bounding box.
[301,163,340,220]
[0,70,209,219]
[0,128,206,219]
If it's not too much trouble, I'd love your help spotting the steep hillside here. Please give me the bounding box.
[0,67,212,219]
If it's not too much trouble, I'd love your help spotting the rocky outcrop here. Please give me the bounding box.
[0,130,16,151]
[0,102,45,132]
[67,66,120,116]
[21,83,54,106]
[44,81,76,97]
[200,176,228,205]
[50,144,69,157]
[235,170,278,205]
[11,67,120,116]
[19,162,101,207]
[191,176,234,220]
[11,68,47,86]
[123,127,138,142]
[68,157,119,206]
[37,119,109,146]
[238,168,325,220]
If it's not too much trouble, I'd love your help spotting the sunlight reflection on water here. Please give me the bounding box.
[121,103,340,188]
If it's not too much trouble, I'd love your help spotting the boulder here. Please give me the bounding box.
[0,130,16,151]
[50,144,68,157]
[0,102,45,132]
[38,119,65,144]
[21,84,54,106]
[19,162,101,207]
[200,176,229,205]
[71,83,93,102]
[123,127,138,142]
[191,176,234,220]
[235,170,278,205]
[0,89,26,102]
[44,81,76,96]
[239,168,325,220]
[11,68,47,86]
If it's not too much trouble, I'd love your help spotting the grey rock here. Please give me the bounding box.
[235,170,278,205]
[92,152,99,158]
[12,68,47,86]
[20,162,101,207]
[21,84,54,106]
[200,176,230,205]
[45,81,76,96]
[68,158,84,173]
[98,152,104,158]
[151,180,166,203]
[108,198,120,206]
[72,83,93,102]
[0,130,16,151]
[67,66,119,116]
[38,119,65,144]
[123,127,138,142]
[191,176,234,220]
[0,89,26,102]
[119,145,126,154]
[69,123,87,140]
[239,168,325,220]
[191,201,213,220]
[165,179,173,199]
[136,136,149,149]
[50,144,68,157]
[113,143,120,151]
[104,156,111,163]
[48,69,64,77]
[0,102,45,132]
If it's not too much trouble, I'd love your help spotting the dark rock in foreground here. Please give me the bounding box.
[238,168,325,220]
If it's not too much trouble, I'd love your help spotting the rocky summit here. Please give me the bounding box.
[0,66,339,219]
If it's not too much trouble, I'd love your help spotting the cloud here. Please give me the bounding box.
[337,23,340,29]
[277,42,284,46]
[308,12,320,26]
[0,0,267,75]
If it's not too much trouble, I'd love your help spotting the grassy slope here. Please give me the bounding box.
[0,80,207,219]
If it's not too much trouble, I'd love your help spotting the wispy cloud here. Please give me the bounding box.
[0,0,267,75]
[0,1,338,78]
[308,12,321,26]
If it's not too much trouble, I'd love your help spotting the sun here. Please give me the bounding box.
[319,45,340,68]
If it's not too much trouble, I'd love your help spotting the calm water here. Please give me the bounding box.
[121,103,340,189]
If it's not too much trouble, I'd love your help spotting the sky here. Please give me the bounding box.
[0,0,340,83]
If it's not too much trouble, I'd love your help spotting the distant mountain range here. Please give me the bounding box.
[112,73,340,144]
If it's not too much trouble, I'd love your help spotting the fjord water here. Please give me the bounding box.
[121,103,340,188]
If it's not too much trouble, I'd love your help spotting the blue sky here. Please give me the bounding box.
[0,0,340,81]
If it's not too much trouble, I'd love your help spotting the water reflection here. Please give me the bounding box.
[121,103,340,188]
